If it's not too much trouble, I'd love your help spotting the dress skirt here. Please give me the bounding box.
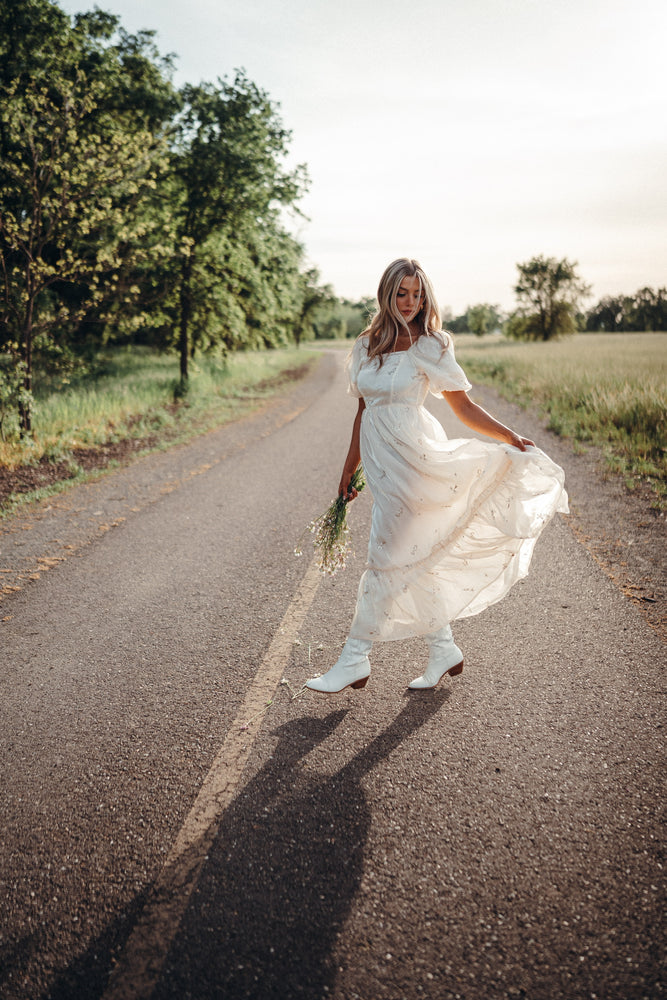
[345,332,569,642]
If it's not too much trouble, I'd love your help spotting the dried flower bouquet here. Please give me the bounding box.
[295,465,365,575]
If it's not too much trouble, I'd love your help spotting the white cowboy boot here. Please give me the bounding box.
[306,637,372,694]
[408,625,463,689]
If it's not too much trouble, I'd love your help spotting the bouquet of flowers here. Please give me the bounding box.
[295,465,365,576]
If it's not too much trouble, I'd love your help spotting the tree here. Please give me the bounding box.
[0,1,178,432]
[331,297,374,339]
[220,220,306,351]
[445,312,470,334]
[0,1,331,444]
[466,303,502,337]
[0,0,69,93]
[0,71,171,432]
[292,269,338,346]
[64,12,181,353]
[585,294,632,332]
[628,287,667,331]
[170,73,307,386]
[507,255,590,341]
[585,287,667,332]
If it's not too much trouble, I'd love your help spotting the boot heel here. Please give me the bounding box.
[447,661,464,677]
[351,676,369,689]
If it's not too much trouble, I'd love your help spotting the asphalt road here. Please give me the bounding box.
[0,351,664,1000]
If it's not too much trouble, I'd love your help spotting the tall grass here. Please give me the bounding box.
[1,346,315,469]
[454,333,666,502]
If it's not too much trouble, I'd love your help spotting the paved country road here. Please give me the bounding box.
[0,351,664,1000]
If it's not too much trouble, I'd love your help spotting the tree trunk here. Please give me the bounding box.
[178,255,193,385]
[19,290,34,436]
[539,305,548,341]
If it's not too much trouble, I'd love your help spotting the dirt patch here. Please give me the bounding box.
[256,364,311,391]
[0,435,159,508]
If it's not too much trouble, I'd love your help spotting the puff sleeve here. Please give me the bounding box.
[345,336,369,398]
[412,331,472,395]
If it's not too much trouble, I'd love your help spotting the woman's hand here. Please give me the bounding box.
[338,398,366,500]
[444,392,535,451]
[506,431,535,451]
[338,471,359,501]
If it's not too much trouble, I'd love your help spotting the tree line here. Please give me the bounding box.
[0,0,340,434]
[446,256,667,339]
[329,258,667,344]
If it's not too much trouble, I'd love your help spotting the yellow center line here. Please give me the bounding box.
[103,556,322,1000]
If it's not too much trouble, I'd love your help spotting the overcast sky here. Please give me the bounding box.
[58,0,667,314]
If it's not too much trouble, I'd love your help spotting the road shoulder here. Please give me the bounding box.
[468,382,666,640]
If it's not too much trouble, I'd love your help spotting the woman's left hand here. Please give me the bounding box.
[507,431,535,451]
[443,392,536,452]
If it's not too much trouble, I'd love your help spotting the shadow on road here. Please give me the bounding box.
[43,692,448,999]
[154,692,450,999]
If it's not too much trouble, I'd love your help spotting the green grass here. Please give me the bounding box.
[1,346,316,469]
[454,332,667,504]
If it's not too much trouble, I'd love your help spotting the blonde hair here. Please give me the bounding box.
[362,258,441,364]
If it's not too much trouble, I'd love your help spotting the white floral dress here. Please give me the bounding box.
[346,332,569,642]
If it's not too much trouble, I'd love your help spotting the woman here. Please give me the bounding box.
[306,258,568,694]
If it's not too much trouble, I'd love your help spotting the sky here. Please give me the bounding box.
[58,0,667,314]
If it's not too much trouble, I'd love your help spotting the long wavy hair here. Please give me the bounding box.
[362,258,441,365]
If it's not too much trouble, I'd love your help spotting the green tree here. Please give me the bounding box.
[585,294,632,332]
[224,221,306,350]
[292,268,338,346]
[63,11,181,353]
[628,287,667,331]
[466,303,502,337]
[0,70,170,432]
[585,287,667,332]
[0,0,68,92]
[445,312,470,334]
[338,297,375,339]
[0,1,178,432]
[507,255,590,341]
[170,73,307,386]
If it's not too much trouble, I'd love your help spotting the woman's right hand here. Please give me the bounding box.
[338,398,365,501]
[338,471,359,501]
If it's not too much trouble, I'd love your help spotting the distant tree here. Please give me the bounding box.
[240,225,307,349]
[170,217,305,356]
[628,287,667,331]
[315,314,347,340]
[440,305,454,327]
[285,268,331,347]
[507,255,590,341]
[445,312,470,334]
[334,297,375,339]
[585,287,667,332]
[585,295,632,332]
[466,303,502,337]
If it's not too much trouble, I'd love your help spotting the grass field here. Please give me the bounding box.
[0,346,316,471]
[454,332,666,503]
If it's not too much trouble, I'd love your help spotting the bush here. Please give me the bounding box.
[0,358,33,442]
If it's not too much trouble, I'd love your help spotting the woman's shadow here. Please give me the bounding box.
[154,690,450,999]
